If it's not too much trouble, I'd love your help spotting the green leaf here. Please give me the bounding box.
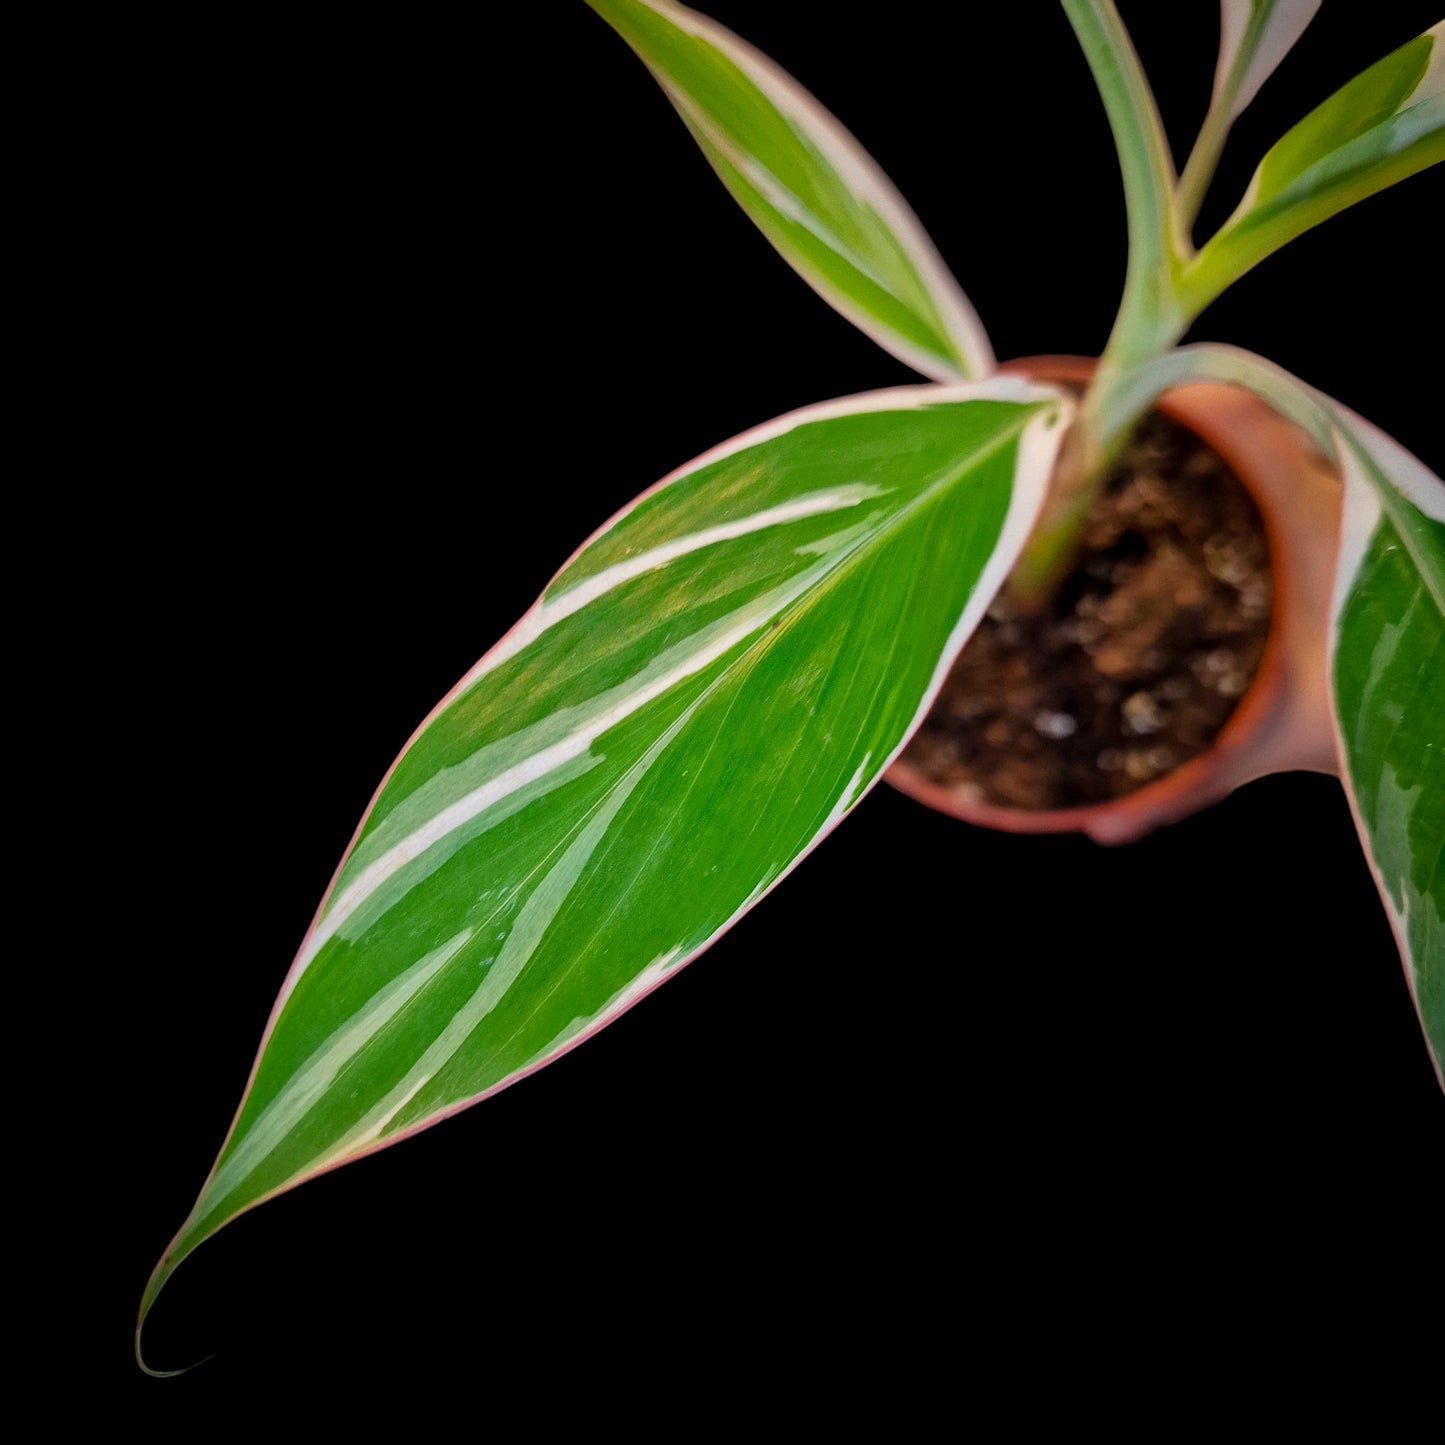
[1185,21,1445,310]
[586,0,992,381]
[1329,417,1445,1086]
[1081,341,1443,1084]
[1059,1,1187,360]
[138,379,1069,1366]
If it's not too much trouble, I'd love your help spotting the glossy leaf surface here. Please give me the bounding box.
[139,380,1068,1358]
[587,0,992,381]
[1330,418,1445,1084]
[1186,20,1444,307]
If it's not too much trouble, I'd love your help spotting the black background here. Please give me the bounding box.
[89,1,1441,1413]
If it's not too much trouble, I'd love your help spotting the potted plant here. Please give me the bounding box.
[133,1,1441,1378]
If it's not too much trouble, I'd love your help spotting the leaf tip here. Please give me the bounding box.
[136,1235,216,1377]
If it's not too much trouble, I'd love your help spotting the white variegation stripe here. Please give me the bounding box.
[330,1074,433,1160]
[794,520,872,558]
[332,750,605,949]
[196,930,472,1219]
[634,0,994,380]
[1328,441,1386,630]
[823,755,873,830]
[1418,23,1445,104]
[545,483,890,607]
[1393,88,1445,152]
[527,947,686,1069]
[471,483,890,685]
[1330,408,1445,524]
[705,137,897,295]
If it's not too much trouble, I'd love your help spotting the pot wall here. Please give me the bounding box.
[886,357,1344,844]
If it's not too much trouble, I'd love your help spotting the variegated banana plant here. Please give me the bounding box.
[139,0,1443,1372]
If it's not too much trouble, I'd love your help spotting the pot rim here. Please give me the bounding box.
[884,354,1338,844]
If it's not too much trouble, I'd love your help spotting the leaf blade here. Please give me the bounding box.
[1060,0,1185,352]
[1329,419,1445,1084]
[1177,1,1322,226]
[1082,342,1443,1084]
[587,0,992,380]
[140,380,1069,1354]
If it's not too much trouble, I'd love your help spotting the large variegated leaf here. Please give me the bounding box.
[1185,20,1445,307]
[139,380,1068,1366]
[1103,342,1443,1083]
[1329,417,1444,1086]
[586,0,992,382]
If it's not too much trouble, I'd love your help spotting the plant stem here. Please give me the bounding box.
[1058,1,1182,362]
[1175,95,1233,238]
[1005,354,1166,607]
[1008,2,1189,609]
[1175,1,1274,236]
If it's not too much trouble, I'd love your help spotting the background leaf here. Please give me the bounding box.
[139,381,1067,1359]
[587,0,993,381]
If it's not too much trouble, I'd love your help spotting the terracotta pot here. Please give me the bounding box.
[885,356,1344,844]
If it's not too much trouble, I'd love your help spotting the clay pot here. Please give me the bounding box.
[885,355,1344,844]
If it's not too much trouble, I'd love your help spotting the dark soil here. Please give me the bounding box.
[902,409,1273,810]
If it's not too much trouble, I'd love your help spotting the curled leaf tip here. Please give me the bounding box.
[135,1337,213,1380]
[136,1250,213,1377]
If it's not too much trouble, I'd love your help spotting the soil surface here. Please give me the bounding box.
[902,409,1273,810]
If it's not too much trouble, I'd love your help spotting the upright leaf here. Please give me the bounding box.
[1176,1,1322,226]
[1213,1,1322,122]
[1329,417,1445,1085]
[1185,21,1445,309]
[1060,0,1188,355]
[139,379,1069,1365]
[587,0,992,381]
